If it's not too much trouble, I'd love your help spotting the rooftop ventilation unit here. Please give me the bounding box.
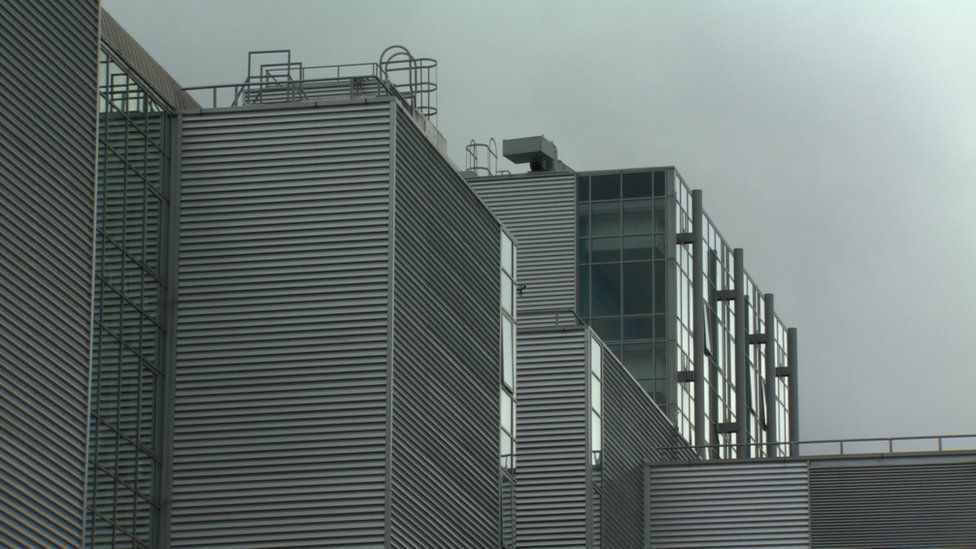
[502,135,569,172]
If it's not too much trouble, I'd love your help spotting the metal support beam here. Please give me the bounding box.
[715,289,735,301]
[691,190,705,451]
[764,293,777,457]
[788,327,799,449]
[733,248,747,456]
[716,422,737,434]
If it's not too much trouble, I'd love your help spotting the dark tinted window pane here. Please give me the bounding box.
[591,174,620,200]
[591,263,620,316]
[577,176,589,201]
[591,237,620,263]
[623,235,652,261]
[653,198,666,233]
[653,171,666,196]
[578,202,589,237]
[654,261,666,310]
[653,342,667,378]
[654,313,667,338]
[591,317,621,342]
[623,261,652,314]
[578,238,590,263]
[653,235,666,259]
[623,316,653,340]
[578,265,590,318]
[623,199,653,235]
[622,341,654,378]
[590,201,619,237]
[623,172,653,198]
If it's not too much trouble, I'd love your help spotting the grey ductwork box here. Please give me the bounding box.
[502,136,569,172]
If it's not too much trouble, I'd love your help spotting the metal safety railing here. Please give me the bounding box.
[651,433,976,462]
[182,46,437,120]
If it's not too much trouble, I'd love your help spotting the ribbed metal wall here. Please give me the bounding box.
[0,1,99,547]
[810,459,976,548]
[648,461,811,548]
[173,102,392,546]
[389,111,501,546]
[468,172,577,326]
[516,328,589,547]
[601,346,695,548]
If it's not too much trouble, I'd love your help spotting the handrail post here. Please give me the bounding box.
[839,440,845,455]
[889,438,893,453]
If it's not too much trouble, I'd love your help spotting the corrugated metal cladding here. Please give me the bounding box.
[648,461,811,548]
[389,111,501,546]
[600,343,695,548]
[810,458,976,548]
[0,1,99,547]
[174,102,393,546]
[468,172,577,327]
[516,328,590,547]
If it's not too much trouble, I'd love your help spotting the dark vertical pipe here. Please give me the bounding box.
[764,293,777,456]
[787,327,799,453]
[691,190,706,453]
[733,248,747,457]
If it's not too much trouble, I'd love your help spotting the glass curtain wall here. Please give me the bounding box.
[745,276,767,457]
[86,48,172,548]
[588,337,604,547]
[499,232,517,548]
[703,214,738,458]
[577,171,668,406]
[674,176,696,445]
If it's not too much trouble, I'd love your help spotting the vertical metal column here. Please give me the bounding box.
[787,327,799,449]
[157,113,181,549]
[732,248,747,456]
[691,190,706,453]
[763,293,777,457]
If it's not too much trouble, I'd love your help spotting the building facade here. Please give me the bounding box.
[468,139,799,458]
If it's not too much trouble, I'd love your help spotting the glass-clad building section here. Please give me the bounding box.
[86,47,174,547]
[576,171,669,408]
[500,231,518,548]
[577,167,797,457]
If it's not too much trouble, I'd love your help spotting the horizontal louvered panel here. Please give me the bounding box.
[388,110,500,547]
[516,328,589,547]
[0,2,99,548]
[173,102,392,547]
[601,338,696,548]
[810,459,976,548]
[649,461,811,548]
[468,173,577,326]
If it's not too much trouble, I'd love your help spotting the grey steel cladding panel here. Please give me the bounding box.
[389,110,501,547]
[174,104,392,547]
[468,173,577,324]
[810,461,976,548]
[600,348,694,548]
[648,461,811,548]
[0,1,99,547]
[516,329,589,548]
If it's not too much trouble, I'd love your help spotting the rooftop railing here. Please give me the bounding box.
[182,46,437,120]
[651,433,976,462]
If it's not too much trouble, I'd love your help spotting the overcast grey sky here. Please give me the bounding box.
[105,0,976,441]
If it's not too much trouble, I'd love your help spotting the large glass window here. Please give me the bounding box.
[87,48,173,548]
[577,170,669,410]
[499,231,518,547]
